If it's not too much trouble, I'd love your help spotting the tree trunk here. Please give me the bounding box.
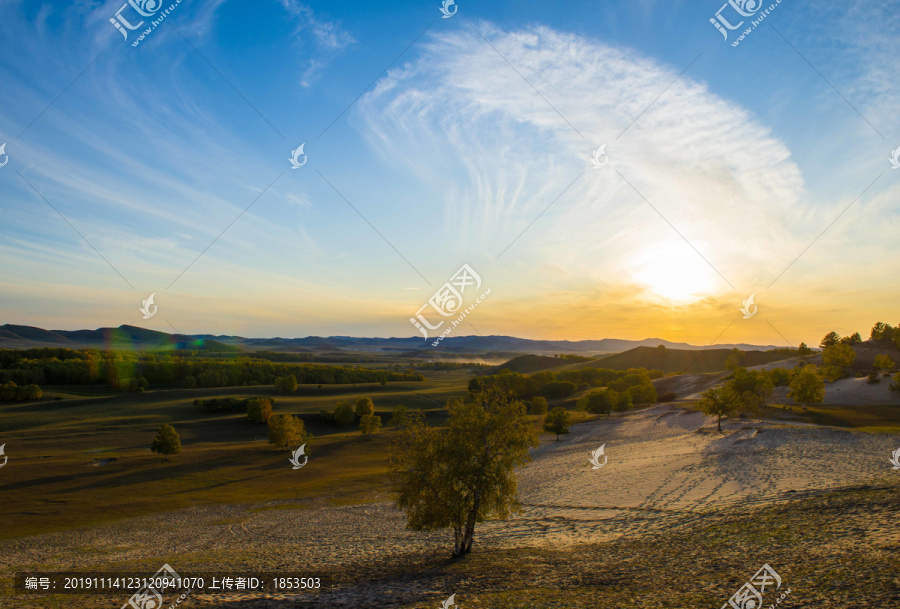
[457,491,482,555]
[452,526,464,555]
[717,414,722,432]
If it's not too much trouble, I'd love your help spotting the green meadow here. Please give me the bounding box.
[0,372,472,539]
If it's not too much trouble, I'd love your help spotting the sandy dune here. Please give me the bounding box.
[2,405,897,607]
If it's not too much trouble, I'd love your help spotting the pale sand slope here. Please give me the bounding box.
[771,374,900,406]
[2,406,897,576]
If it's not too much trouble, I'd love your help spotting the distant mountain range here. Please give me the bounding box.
[0,324,783,355]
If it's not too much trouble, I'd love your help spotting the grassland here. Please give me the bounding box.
[0,371,475,539]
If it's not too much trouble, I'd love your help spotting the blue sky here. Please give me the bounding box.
[1,0,898,345]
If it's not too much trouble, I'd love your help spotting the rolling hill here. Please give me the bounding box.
[0,324,783,355]
[0,324,239,352]
[589,346,796,374]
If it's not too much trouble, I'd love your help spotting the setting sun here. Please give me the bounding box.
[630,242,720,303]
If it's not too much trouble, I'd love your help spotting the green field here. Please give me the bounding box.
[0,371,476,539]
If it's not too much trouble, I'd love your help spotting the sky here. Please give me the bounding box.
[0,0,898,347]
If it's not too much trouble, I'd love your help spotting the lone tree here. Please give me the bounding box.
[788,365,825,408]
[247,398,273,424]
[389,386,537,556]
[698,386,741,432]
[355,396,375,417]
[150,424,182,461]
[333,401,355,426]
[267,414,309,449]
[543,406,571,440]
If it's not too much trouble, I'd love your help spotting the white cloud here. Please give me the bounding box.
[279,0,355,86]
[360,23,812,297]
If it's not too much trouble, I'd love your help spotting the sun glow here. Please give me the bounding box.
[630,242,720,303]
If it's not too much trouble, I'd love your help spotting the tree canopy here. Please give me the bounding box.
[389,386,537,556]
[788,366,825,407]
[150,424,182,461]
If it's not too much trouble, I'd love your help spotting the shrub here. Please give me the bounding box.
[627,382,657,405]
[247,398,273,423]
[359,414,382,434]
[529,396,548,415]
[390,405,409,427]
[183,376,197,389]
[0,381,17,401]
[820,365,844,383]
[873,354,894,374]
[658,391,677,403]
[788,366,825,407]
[12,384,42,400]
[891,372,900,392]
[612,392,633,412]
[314,409,334,425]
[867,373,880,384]
[821,344,855,368]
[770,368,792,387]
[195,397,247,413]
[576,389,616,416]
[334,401,355,426]
[274,374,298,395]
[542,381,578,399]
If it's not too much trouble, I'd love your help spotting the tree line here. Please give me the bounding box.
[0,348,423,388]
[468,366,664,401]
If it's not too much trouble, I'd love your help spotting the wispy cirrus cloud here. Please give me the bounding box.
[357,21,900,342]
[361,24,808,292]
[279,0,355,86]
